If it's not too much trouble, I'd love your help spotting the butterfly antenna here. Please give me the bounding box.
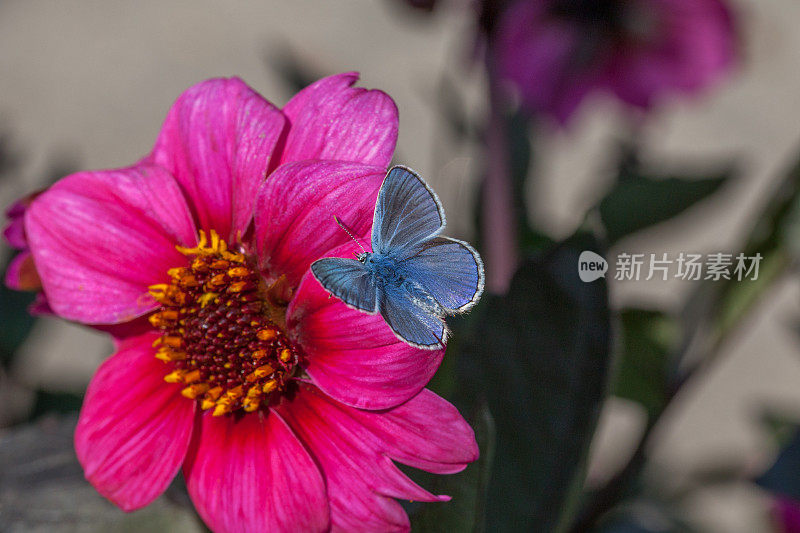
[334,215,368,255]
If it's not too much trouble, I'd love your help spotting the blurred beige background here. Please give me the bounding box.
[1,1,800,531]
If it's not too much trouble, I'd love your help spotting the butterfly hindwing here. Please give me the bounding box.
[378,282,447,349]
[372,166,446,256]
[398,236,484,312]
[310,258,378,313]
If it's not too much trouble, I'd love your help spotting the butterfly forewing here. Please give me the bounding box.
[398,237,484,312]
[310,258,378,313]
[372,166,446,256]
[378,284,446,349]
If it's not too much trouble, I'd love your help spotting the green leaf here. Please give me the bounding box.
[679,154,800,373]
[424,336,458,400]
[30,390,84,419]
[0,255,37,368]
[505,109,555,255]
[712,156,800,340]
[454,232,612,532]
[599,151,730,244]
[409,402,495,533]
[759,408,800,449]
[612,309,679,420]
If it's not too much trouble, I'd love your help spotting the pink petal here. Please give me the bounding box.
[344,387,478,474]
[74,332,195,511]
[150,77,287,242]
[287,254,444,410]
[4,191,42,249]
[4,251,41,291]
[278,383,475,533]
[774,497,800,533]
[24,165,196,324]
[28,292,52,316]
[254,160,384,286]
[3,202,27,249]
[280,72,398,167]
[93,316,155,345]
[183,409,329,533]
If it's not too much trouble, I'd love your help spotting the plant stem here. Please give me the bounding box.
[483,64,518,294]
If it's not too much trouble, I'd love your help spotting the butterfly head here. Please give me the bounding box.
[356,251,369,263]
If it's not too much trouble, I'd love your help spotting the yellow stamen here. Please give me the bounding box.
[218,386,243,405]
[197,292,218,307]
[210,259,230,269]
[209,230,221,252]
[242,388,262,412]
[227,267,249,278]
[206,386,223,400]
[178,274,198,288]
[153,335,182,349]
[207,273,227,289]
[262,380,278,394]
[200,398,216,410]
[246,364,274,382]
[242,397,261,412]
[280,349,292,363]
[155,347,186,362]
[191,257,209,272]
[257,329,277,341]
[148,284,170,298]
[167,267,189,279]
[183,369,201,383]
[228,281,249,293]
[164,370,184,383]
[160,309,179,321]
[212,403,233,417]
[181,383,210,399]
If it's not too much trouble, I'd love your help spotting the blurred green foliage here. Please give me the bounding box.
[441,233,611,532]
[409,402,495,533]
[598,148,731,244]
[0,274,36,369]
[758,428,800,501]
[613,309,678,421]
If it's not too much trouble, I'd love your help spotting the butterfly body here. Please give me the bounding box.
[361,253,402,285]
[311,166,484,349]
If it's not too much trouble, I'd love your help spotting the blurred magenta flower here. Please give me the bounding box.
[494,0,737,123]
[12,74,478,532]
[3,195,42,291]
[4,195,38,291]
[775,497,800,533]
[3,192,51,314]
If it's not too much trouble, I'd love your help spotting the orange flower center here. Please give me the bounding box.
[148,230,300,416]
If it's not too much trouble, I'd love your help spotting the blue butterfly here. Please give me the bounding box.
[311,166,485,349]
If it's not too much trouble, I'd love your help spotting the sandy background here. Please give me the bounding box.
[2,0,800,531]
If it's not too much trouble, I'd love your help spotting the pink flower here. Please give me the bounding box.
[15,74,478,532]
[494,0,737,124]
[3,192,53,314]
